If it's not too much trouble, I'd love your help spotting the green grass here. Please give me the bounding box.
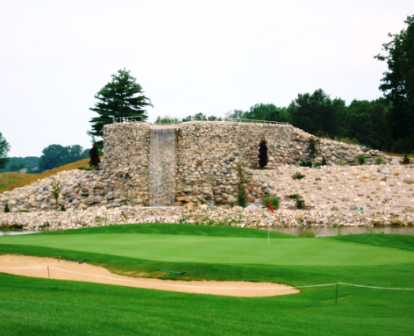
[1,225,414,335]
[2,226,413,267]
[331,234,414,253]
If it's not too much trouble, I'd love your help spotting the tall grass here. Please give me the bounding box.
[0,158,93,193]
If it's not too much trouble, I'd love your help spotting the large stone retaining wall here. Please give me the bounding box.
[0,121,397,213]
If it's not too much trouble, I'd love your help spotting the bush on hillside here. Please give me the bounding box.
[403,154,410,164]
[357,155,365,165]
[4,203,9,213]
[296,198,306,209]
[258,139,268,168]
[264,196,279,210]
[89,143,101,168]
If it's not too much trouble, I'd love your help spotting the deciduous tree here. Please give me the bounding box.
[0,132,10,170]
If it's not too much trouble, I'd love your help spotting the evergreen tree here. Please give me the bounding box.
[375,15,414,153]
[89,143,101,168]
[258,139,268,168]
[89,69,152,138]
[287,89,345,138]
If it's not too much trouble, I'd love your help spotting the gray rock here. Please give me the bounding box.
[350,204,358,210]
[246,204,258,212]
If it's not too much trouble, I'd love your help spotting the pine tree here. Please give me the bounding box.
[258,139,268,168]
[89,69,153,138]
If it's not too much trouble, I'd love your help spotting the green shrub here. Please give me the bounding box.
[321,157,327,166]
[60,205,66,211]
[4,203,10,213]
[299,161,312,167]
[289,194,299,199]
[299,230,315,238]
[264,196,279,210]
[357,155,365,165]
[292,173,305,180]
[305,137,321,164]
[375,157,383,165]
[403,154,410,164]
[296,199,306,209]
[314,162,321,168]
[338,158,344,166]
[237,191,247,208]
[9,224,23,230]
[258,139,268,168]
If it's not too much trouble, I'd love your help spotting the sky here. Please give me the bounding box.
[1,0,413,157]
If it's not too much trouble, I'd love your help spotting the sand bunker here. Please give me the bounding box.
[0,254,298,297]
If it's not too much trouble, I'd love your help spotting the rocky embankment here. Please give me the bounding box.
[1,163,414,230]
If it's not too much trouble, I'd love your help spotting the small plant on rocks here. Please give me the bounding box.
[292,173,305,180]
[305,137,321,164]
[296,198,306,209]
[375,157,383,165]
[403,154,410,164]
[357,155,365,165]
[264,196,279,210]
[50,179,61,210]
[321,156,327,166]
[60,205,66,211]
[236,162,249,207]
[338,158,344,166]
[4,203,10,213]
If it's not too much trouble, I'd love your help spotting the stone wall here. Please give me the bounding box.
[102,122,151,206]
[174,121,393,206]
[0,121,398,212]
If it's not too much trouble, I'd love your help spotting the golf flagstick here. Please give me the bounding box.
[267,202,274,245]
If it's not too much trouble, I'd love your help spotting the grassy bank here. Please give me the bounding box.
[0,158,91,193]
[0,224,413,335]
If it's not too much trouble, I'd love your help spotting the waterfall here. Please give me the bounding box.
[149,126,177,206]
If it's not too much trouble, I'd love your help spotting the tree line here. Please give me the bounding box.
[1,144,90,173]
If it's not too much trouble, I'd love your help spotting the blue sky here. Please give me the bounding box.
[1,0,413,156]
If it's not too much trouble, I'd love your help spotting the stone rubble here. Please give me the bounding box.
[1,164,414,229]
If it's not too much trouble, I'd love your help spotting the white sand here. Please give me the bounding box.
[0,254,299,297]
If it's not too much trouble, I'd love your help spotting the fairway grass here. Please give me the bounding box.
[1,224,414,335]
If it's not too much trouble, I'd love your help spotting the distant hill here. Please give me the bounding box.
[0,158,91,193]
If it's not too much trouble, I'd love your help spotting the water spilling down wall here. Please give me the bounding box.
[149,127,177,206]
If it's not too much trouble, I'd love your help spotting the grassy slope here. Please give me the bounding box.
[38,223,298,238]
[0,158,90,193]
[331,234,414,252]
[1,226,414,335]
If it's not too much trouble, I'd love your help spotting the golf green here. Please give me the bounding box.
[2,232,414,266]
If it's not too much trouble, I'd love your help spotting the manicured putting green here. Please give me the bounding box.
[2,232,414,266]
